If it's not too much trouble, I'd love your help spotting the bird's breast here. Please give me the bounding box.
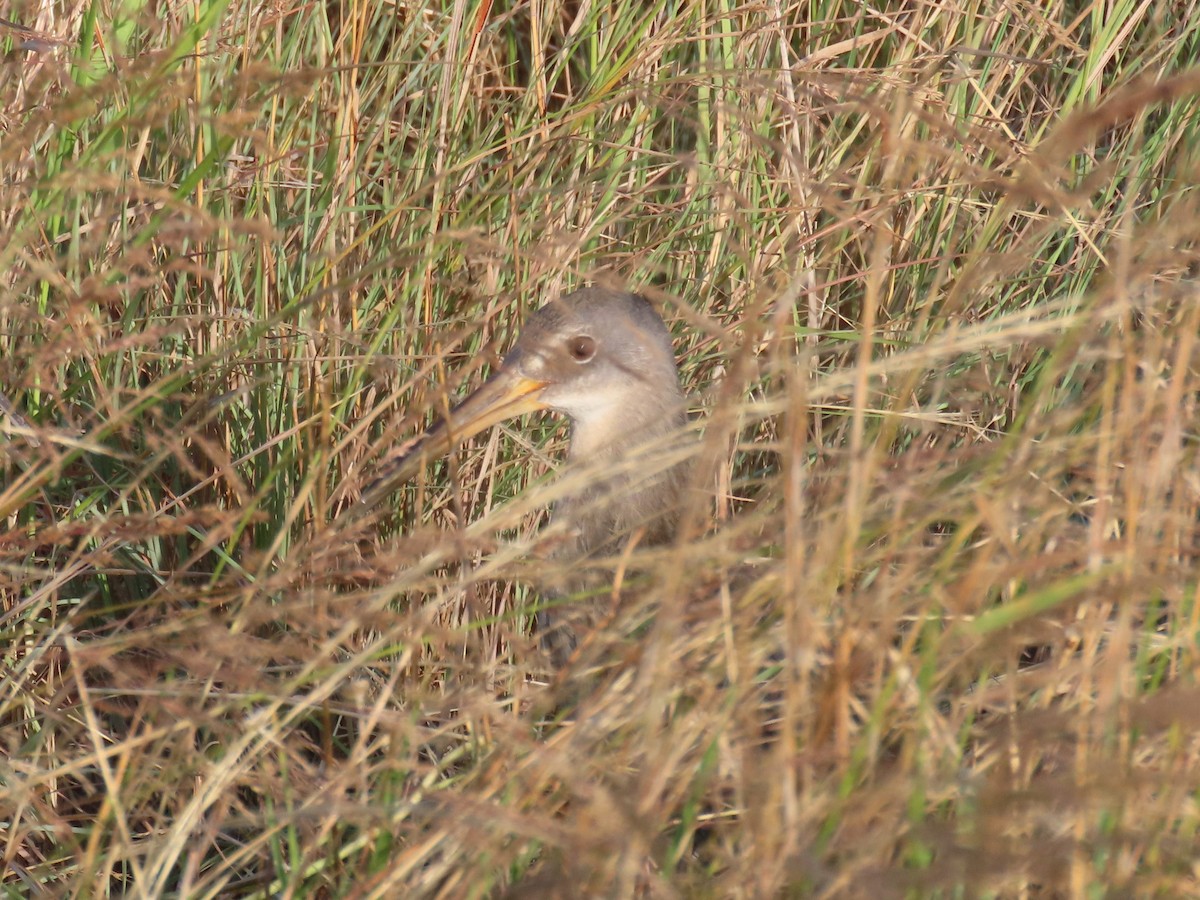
[551,462,687,562]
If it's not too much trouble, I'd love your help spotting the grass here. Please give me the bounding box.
[3,0,1200,895]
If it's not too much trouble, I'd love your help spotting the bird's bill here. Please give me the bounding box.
[358,369,549,506]
[422,369,551,455]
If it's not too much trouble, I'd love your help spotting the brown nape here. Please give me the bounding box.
[361,287,692,665]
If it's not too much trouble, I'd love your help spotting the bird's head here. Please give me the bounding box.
[498,288,684,449]
[360,287,684,503]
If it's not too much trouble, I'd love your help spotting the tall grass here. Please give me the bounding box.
[3,0,1200,895]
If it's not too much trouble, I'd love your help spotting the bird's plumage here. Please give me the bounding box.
[508,290,688,553]
[362,287,691,663]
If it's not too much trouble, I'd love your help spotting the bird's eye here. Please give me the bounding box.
[567,335,596,363]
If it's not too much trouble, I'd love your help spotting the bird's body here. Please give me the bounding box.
[511,291,688,555]
[363,287,690,663]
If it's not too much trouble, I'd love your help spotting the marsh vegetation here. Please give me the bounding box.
[3,1,1200,896]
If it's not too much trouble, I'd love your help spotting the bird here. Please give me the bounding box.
[358,287,692,664]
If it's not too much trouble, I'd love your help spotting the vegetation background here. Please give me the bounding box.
[3,0,1200,896]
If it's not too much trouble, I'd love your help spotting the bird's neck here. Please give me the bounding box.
[566,397,686,462]
[558,398,690,556]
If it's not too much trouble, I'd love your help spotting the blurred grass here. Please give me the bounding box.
[3,0,1200,896]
